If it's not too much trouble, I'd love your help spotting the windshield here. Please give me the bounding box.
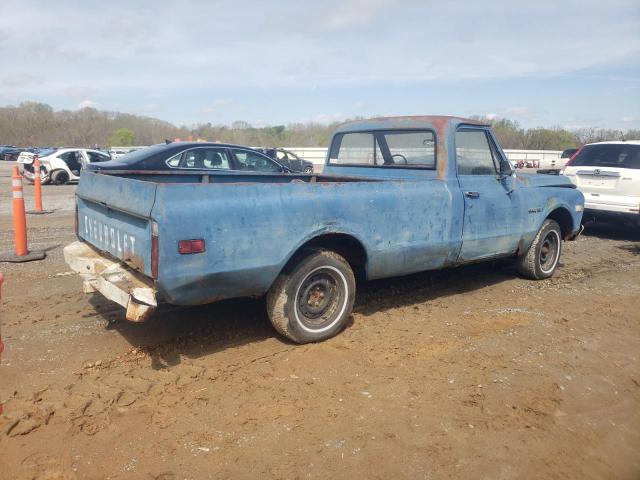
[571,144,640,169]
[112,144,165,163]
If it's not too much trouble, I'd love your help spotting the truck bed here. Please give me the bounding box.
[75,168,461,306]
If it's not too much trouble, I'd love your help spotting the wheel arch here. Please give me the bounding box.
[546,207,574,240]
[280,232,369,280]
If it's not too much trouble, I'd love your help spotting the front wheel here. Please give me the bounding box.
[266,249,355,344]
[303,166,314,173]
[517,219,562,280]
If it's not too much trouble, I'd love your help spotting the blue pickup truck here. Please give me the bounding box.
[64,116,584,343]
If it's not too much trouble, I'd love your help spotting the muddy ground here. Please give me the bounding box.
[0,162,639,479]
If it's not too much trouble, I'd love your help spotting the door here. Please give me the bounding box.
[456,128,522,261]
[286,151,304,171]
[274,150,292,170]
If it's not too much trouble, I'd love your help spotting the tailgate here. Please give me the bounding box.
[76,172,158,277]
[574,167,639,207]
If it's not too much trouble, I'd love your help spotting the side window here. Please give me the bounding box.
[275,151,287,162]
[59,151,82,169]
[166,151,182,167]
[381,131,435,167]
[329,133,376,165]
[87,151,109,163]
[180,148,230,169]
[456,130,497,175]
[233,149,281,172]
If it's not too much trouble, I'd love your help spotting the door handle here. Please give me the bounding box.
[464,191,480,198]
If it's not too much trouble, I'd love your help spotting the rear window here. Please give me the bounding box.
[329,130,436,168]
[571,144,640,169]
[114,144,166,164]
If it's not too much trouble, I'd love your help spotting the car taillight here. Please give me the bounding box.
[178,239,206,254]
[151,222,159,279]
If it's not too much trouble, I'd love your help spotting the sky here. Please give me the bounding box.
[1,0,639,129]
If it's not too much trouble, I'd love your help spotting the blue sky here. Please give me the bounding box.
[1,0,639,129]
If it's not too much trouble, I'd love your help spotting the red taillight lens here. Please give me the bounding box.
[178,239,205,255]
[151,221,159,279]
[151,235,159,279]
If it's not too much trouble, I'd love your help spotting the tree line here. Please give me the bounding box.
[1,102,638,150]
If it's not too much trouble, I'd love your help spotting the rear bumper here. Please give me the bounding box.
[63,241,158,321]
[21,166,51,184]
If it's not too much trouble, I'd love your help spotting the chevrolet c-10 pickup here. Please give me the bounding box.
[64,116,584,343]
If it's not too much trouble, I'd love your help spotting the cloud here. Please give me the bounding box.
[621,116,636,123]
[1,73,43,88]
[198,100,236,116]
[320,0,406,30]
[0,0,637,95]
[503,106,531,117]
[299,113,348,125]
[77,100,101,109]
[0,0,638,128]
[64,86,96,100]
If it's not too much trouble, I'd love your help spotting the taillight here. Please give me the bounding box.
[178,239,206,254]
[151,222,159,279]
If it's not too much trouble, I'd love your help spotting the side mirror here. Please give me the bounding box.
[499,159,513,176]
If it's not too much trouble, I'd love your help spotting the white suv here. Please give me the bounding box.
[562,141,640,225]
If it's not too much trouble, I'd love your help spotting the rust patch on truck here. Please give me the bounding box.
[125,298,155,322]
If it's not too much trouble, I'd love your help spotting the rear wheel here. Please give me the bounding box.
[51,170,70,185]
[266,249,355,344]
[517,219,562,279]
[304,166,314,173]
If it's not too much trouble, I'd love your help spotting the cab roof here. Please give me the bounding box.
[335,115,489,133]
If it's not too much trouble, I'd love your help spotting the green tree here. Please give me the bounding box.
[108,127,136,147]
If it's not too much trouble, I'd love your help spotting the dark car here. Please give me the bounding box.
[0,145,21,161]
[86,142,291,174]
[560,148,579,163]
[257,148,314,173]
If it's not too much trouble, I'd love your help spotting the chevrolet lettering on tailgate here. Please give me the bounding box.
[82,215,137,259]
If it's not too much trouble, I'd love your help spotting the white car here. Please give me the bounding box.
[562,141,640,225]
[17,148,111,185]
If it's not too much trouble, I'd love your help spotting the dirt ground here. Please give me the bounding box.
[0,161,639,480]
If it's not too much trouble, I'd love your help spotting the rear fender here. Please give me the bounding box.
[277,228,370,278]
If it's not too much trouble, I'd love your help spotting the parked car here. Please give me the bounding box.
[63,116,584,344]
[18,148,111,184]
[562,141,640,225]
[87,142,290,174]
[257,148,314,173]
[0,145,21,161]
[560,148,579,164]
